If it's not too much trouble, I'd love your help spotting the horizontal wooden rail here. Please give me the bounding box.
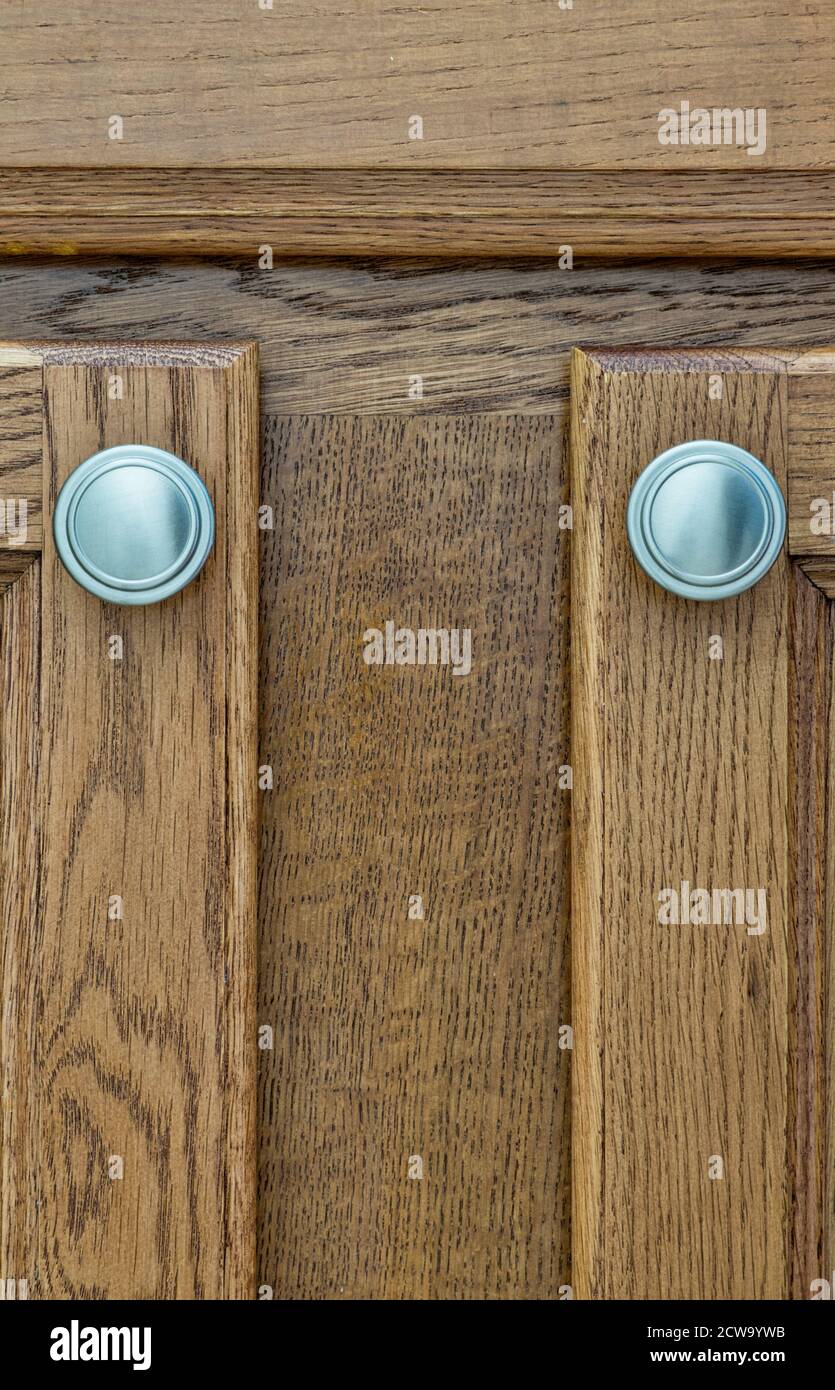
[1,170,835,260]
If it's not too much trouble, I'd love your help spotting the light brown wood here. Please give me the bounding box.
[7,258,835,1297]
[785,353,835,1293]
[0,3,831,169]
[563,342,835,586]
[789,359,835,559]
[787,568,832,1299]
[826,642,835,1292]
[5,261,835,1299]
[0,341,259,1298]
[572,345,835,1300]
[569,352,605,1302]
[0,347,43,588]
[223,348,261,1299]
[258,413,570,1298]
[0,559,40,1298]
[5,171,835,260]
[571,350,793,1299]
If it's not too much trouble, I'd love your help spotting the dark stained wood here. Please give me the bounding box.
[8,260,835,417]
[798,561,835,598]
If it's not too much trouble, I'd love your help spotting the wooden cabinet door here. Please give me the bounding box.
[3,0,835,1314]
[3,306,835,1305]
[571,348,835,1300]
[0,341,259,1298]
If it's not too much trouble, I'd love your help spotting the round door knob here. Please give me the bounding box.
[53,445,215,605]
[626,440,786,600]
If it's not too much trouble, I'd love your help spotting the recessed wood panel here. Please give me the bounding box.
[258,412,570,1297]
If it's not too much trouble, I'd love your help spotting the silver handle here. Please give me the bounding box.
[626,440,786,600]
[53,445,215,605]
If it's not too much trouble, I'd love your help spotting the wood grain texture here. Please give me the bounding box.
[11,260,835,417]
[223,347,261,1299]
[258,413,570,1298]
[788,360,835,559]
[0,348,43,588]
[825,636,835,1292]
[0,560,40,1296]
[796,562,835,599]
[7,258,835,1299]
[6,171,835,260]
[787,568,832,1299]
[0,3,832,168]
[572,350,792,1299]
[0,342,259,1298]
[568,352,604,1302]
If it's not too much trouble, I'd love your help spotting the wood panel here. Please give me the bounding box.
[5,171,835,261]
[258,413,570,1297]
[5,258,835,1297]
[0,3,832,168]
[0,347,43,588]
[571,351,794,1299]
[0,342,259,1297]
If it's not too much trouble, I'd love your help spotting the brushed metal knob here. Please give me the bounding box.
[626,441,785,600]
[53,445,215,605]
